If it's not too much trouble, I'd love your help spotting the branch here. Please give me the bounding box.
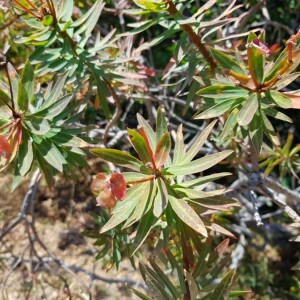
[164,0,217,75]
[0,170,40,241]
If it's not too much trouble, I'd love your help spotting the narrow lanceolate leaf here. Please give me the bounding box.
[24,117,51,135]
[237,93,258,126]
[209,269,237,300]
[265,90,292,109]
[194,99,239,119]
[131,210,157,255]
[41,71,68,109]
[90,148,143,171]
[169,196,207,237]
[21,60,34,102]
[34,94,74,119]
[156,107,168,143]
[220,108,238,141]
[209,47,247,76]
[173,124,185,166]
[16,81,28,111]
[249,113,263,154]
[128,128,151,164]
[184,120,217,163]
[153,178,168,218]
[34,139,65,172]
[17,130,33,175]
[154,132,171,168]
[168,150,233,176]
[137,113,156,152]
[179,172,232,188]
[197,85,248,98]
[100,184,145,233]
[261,112,280,146]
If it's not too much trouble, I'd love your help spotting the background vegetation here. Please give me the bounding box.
[0,0,299,299]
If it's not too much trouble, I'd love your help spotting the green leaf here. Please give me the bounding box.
[71,0,103,27]
[16,81,28,112]
[173,124,185,166]
[168,150,233,176]
[24,117,51,135]
[179,172,232,188]
[129,287,152,300]
[34,94,74,119]
[209,47,247,76]
[169,196,207,237]
[265,107,292,123]
[261,111,280,146]
[237,93,258,126]
[139,262,172,300]
[220,108,238,141]
[194,99,240,119]
[184,120,217,163]
[75,0,104,36]
[34,138,66,172]
[137,113,156,152]
[209,269,236,300]
[153,178,168,218]
[41,72,69,109]
[176,188,226,199]
[0,88,11,107]
[265,90,292,109]
[156,107,168,143]
[154,132,171,168]
[17,130,33,176]
[128,128,151,164]
[93,73,110,118]
[122,181,152,228]
[131,210,157,255]
[249,112,263,154]
[197,85,248,98]
[100,184,146,233]
[149,259,180,299]
[21,60,34,102]
[59,0,73,22]
[90,148,143,171]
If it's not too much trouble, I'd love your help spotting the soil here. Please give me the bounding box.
[0,164,143,300]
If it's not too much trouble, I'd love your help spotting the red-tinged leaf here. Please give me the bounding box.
[154,132,171,168]
[10,125,22,161]
[136,113,156,152]
[216,238,230,257]
[109,173,126,200]
[247,33,264,84]
[0,135,10,159]
[128,128,151,164]
[282,90,300,109]
[211,223,236,239]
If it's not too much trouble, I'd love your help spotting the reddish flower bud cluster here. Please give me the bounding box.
[91,173,126,209]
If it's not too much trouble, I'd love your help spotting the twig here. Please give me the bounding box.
[262,175,300,205]
[0,170,40,241]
